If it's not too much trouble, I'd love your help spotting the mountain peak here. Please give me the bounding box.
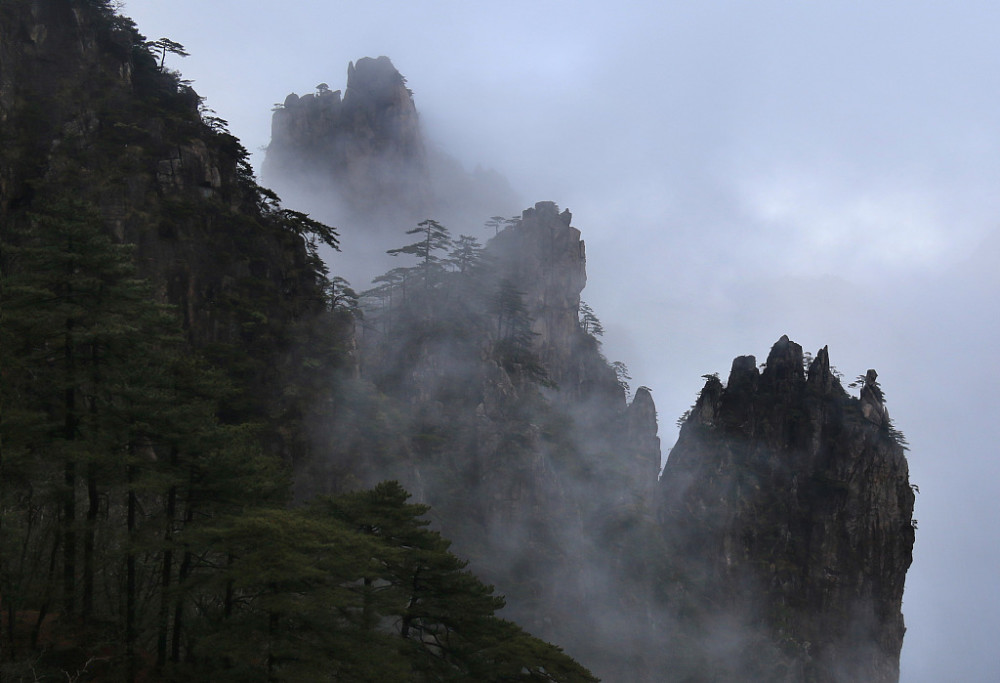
[659,337,914,681]
[263,56,520,285]
[345,55,410,105]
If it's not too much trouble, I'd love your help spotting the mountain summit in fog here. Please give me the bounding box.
[262,56,520,285]
[659,337,914,681]
[263,56,432,224]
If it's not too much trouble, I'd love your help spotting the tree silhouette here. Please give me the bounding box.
[612,361,632,395]
[387,219,453,289]
[447,234,484,274]
[579,300,604,337]
[484,215,505,236]
[490,279,549,384]
[145,37,189,70]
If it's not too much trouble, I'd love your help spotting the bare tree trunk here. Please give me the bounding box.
[31,535,61,650]
[171,495,194,665]
[267,607,279,683]
[82,465,98,620]
[126,469,136,683]
[62,314,78,618]
[157,472,177,668]
[170,549,191,664]
[83,344,102,621]
[224,553,234,619]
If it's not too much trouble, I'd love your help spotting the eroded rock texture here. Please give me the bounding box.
[657,336,914,682]
[262,56,519,264]
[264,56,432,221]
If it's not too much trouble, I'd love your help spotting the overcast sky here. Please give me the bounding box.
[124,2,1000,679]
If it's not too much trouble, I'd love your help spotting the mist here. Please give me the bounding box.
[123,1,1000,679]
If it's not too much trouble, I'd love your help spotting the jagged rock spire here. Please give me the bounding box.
[657,337,914,682]
[262,55,430,227]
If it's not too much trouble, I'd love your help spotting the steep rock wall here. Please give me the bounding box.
[262,56,520,288]
[264,55,432,222]
[262,52,915,683]
[489,202,589,389]
[657,336,914,682]
[0,0,347,461]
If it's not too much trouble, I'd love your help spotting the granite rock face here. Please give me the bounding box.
[264,55,915,681]
[480,200,659,521]
[489,204,584,371]
[262,56,520,287]
[626,386,662,496]
[264,56,432,222]
[3,4,917,679]
[657,336,914,682]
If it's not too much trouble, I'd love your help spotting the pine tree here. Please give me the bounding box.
[579,300,604,337]
[447,234,484,275]
[484,215,506,236]
[387,219,453,290]
[319,482,598,682]
[181,504,406,682]
[612,360,632,395]
[1,198,181,624]
[145,37,189,70]
[0,196,276,676]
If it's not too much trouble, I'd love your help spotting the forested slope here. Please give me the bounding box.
[0,2,595,680]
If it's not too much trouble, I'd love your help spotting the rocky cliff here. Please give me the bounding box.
[262,56,520,286]
[2,4,915,676]
[657,336,914,681]
[265,54,916,682]
[489,203,588,388]
[263,56,432,223]
[0,0,349,460]
[290,196,662,680]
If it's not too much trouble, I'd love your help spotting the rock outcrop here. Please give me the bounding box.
[657,336,914,682]
[489,203,588,386]
[262,57,520,287]
[264,55,915,682]
[306,196,661,680]
[626,386,662,496]
[4,4,916,680]
[264,56,431,223]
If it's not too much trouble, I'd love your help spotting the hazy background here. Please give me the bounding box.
[123,1,1000,679]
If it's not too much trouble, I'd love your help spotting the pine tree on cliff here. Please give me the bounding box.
[145,37,189,70]
[447,234,485,275]
[387,219,453,289]
[1,195,290,675]
[1,197,212,668]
